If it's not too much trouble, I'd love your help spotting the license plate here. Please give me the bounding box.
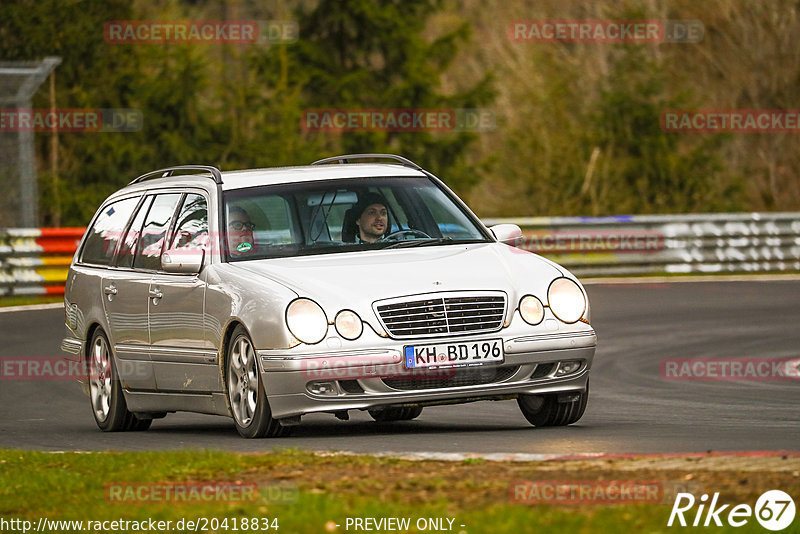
[403,339,504,369]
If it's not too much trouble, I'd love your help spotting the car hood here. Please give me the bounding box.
[232,243,564,328]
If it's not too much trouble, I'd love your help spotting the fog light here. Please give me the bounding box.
[335,309,363,340]
[307,381,338,395]
[519,295,545,326]
[555,360,582,376]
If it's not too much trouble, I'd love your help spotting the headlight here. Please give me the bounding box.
[519,295,545,325]
[286,298,328,344]
[335,310,363,340]
[547,278,586,324]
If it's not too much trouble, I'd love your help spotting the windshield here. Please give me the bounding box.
[222,176,490,261]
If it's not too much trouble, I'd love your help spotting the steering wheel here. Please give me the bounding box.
[381,229,432,241]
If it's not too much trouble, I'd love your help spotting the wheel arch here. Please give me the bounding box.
[219,319,249,415]
[83,321,104,362]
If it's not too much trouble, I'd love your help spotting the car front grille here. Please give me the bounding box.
[381,365,519,390]
[375,293,506,338]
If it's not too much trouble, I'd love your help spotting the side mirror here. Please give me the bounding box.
[489,224,524,246]
[161,248,204,274]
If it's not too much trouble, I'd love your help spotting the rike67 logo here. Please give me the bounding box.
[668,490,796,531]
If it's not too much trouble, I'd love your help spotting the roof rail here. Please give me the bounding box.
[129,165,223,185]
[311,153,422,170]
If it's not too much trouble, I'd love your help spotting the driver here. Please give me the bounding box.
[354,193,390,243]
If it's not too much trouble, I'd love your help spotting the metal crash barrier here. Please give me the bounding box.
[0,228,83,296]
[484,212,800,277]
[1,212,799,296]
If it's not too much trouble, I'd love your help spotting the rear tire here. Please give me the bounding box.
[226,325,288,438]
[89,328,149,432]
[368,406,423,422]
[518,382,588,427]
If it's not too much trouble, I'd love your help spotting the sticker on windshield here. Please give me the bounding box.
[236,242,252,253]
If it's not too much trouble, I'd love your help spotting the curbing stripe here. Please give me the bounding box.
[312,450,800,463]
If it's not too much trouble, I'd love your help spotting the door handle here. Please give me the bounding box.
[149,288,163,299]
[103,285,117,295]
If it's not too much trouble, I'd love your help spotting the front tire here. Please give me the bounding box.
[226,325,288,438]
[88,328,150,432]
[518,383,588,427]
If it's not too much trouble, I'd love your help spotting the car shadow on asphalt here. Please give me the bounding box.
[140,417,597,441]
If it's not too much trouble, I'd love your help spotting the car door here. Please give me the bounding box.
[94,195,158,391]
[148,192,219,393]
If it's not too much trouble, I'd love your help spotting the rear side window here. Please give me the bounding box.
[80,197,140,266]
[133,193,182,271]
[169,194,209,253]
[117,196,154,269]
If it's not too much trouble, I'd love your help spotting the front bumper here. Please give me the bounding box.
[259,330,596,419]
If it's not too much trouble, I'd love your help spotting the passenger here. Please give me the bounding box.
[227,206,256,256]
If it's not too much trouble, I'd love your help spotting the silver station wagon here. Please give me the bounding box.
[61,154,596,438]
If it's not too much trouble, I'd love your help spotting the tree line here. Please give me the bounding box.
[1,0,797,226]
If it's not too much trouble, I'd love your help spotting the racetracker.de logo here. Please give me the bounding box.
[0,108,142,132]
[508,20,703,43]
[104,482,298,505]
[0,357,154,381]
[661,110,800,133]
[510,480,664,504]
[301,109,495,132]
[661,357,800,381]
[104,20,298,44]
[519,230,664,254]
[300,355,456,381]
[1,357,90,381]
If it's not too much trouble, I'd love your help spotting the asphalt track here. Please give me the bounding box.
[1,280,798,454]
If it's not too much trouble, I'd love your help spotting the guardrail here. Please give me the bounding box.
[484,212,800,277]
[2,212,799,296]
[0,228,83,296]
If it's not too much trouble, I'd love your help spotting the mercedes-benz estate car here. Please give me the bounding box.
[61,154,596,438]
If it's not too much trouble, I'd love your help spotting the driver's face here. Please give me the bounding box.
[356,203,388,243]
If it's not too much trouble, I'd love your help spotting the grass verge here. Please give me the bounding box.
[0,295,63,308]
[1,449,798,533]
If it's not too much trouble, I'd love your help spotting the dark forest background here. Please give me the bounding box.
[2,0,799,226]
